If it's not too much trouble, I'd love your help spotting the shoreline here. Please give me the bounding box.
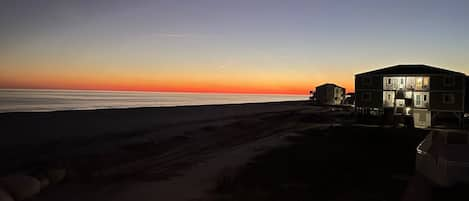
[0,100,307,114]
[0,89,307,113]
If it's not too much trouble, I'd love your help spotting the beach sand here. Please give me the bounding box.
[0,100,340,201]
[0,101,311,169]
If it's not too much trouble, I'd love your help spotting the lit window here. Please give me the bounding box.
[423,77,429,89]
[416,95,421,105]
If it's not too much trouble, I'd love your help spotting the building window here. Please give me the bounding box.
[423,95,427,101]
[442,94,455,104]
[416,95,421,106]
[388,79,391,85]
[443,76,455,87]
[422,77,430,89]
[416,77,422,88]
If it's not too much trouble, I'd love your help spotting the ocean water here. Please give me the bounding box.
[0,89,306,113]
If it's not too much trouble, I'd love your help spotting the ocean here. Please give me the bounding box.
[0,89,307,113]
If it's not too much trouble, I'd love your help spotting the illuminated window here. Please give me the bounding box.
[416,95,421,105]
[422,77,429,89]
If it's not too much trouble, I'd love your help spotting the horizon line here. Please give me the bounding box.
[0,87,312,96]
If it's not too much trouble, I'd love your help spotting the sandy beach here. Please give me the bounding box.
[0,100,335,201]
[2,99,466,201]
[0,101,309,169]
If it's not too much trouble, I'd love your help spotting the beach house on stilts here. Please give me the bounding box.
[355,64,468,128]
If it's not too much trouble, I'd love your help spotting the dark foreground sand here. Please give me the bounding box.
[3,101,460,201]
[1,100,341,201]
[0,101,311,172]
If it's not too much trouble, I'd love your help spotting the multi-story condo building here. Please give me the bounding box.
[355,64,467,128]
[313,83,346,105]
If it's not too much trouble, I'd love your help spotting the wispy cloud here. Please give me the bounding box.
[153,33,196,38]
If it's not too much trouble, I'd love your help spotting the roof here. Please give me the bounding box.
[316,83,345,89]
[356,64,465,76]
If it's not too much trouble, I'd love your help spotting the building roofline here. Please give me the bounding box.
[355,64,466,76]
[316,83,345,89]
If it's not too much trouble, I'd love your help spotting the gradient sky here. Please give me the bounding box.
[1,0,469,94]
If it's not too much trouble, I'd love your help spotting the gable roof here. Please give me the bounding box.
[356,64,465,76]
[316,83,344,89]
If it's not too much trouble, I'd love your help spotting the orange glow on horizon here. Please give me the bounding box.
[0,76,354,95]
[0,67,355,95]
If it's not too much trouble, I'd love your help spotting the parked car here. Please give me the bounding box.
[416,131,469,187]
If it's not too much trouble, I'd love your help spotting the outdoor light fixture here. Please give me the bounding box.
[406,107,411,114]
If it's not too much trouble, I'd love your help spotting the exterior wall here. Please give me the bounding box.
[414,109,431,128]
[466,77,469,113]
[430,91,464,111]
[315,85,345,105]
[355,68,466,128]
[355,90,382,108]
[430,75,465,91]
[429,74,465,112]
[315,86,330,105]
[356,74,383,109]
[356,75,382,90]
[336,87,345,104]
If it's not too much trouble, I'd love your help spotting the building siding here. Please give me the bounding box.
[315,84,345,105]
[355,90,382,108]
[430,75,465,91]
[430,91,464,111]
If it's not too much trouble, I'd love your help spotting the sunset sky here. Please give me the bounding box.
[1,0,469,94]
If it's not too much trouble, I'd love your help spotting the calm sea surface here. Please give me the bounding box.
[0,89,306,113]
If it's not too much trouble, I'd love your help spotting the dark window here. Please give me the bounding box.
[443,94,455,104]
[444,76,455,87]
[423,95,427,101]
[388,79,391,84]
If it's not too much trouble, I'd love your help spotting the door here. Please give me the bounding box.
[383,91,395,107]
